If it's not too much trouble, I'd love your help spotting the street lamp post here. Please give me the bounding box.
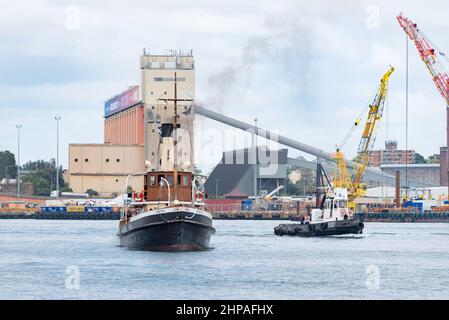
[54,116,61,197]
[253,118,258,197]
[16,125,22,199]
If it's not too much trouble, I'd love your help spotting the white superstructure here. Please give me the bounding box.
[310,188,351,224]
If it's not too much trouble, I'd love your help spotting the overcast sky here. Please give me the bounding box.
[1,0,449,173]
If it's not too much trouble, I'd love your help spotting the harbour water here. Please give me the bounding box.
[1,220,449,299]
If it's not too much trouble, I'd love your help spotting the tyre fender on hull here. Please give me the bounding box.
[308,224,315,233]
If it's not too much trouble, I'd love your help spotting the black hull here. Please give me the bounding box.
[274,219,364,237]
[118,209,215,251]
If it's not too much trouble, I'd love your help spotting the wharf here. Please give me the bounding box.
[212,211,299,220]
[0,212,120,220]
[3,211,449,222]
[0,211,296,220]
[356,212,449,223]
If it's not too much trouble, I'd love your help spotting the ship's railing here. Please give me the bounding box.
[122,200,207,220]
[123,171,150,220]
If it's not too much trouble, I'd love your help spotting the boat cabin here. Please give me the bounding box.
[310,187,350,223]
[144,171,193,202]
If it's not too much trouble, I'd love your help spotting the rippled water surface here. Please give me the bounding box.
[1,220,449,299]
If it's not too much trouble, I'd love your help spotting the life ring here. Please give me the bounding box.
[134,192,144,202]
[195,191,204,201]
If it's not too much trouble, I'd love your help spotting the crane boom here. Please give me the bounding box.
[334,67,394,211]
[397,12,449,191]
[263,185,284,200]
[353,67,395,188]
[397,13,449,105]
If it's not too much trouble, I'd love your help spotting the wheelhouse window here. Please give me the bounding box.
[166,175,173,186]
[149,175,156,186]
[158,175,164,186]
[182,175,189,186]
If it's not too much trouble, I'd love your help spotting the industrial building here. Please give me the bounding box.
[68,84,145,196]
[356,186,448,208]
[380,163,440,187]
[67,144,145,195]
[204,145,440,201]
[204,147,289,199]
[104,86,144,145]
[369,140,415,167]
[68,50,195,196]
[141,50,195,173]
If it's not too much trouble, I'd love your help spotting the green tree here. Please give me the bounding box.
[60,185,73,193]
[428,153,440,163]
[415,153,426,164]
[21,159,68,196]
[0,151,17,180]
[33,177,51,196]
[285,156,316,196]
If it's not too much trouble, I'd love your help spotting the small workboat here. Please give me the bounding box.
[274,163,364,237]
[274,187,364,237]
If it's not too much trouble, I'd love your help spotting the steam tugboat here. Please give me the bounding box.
[117,72,215,251]
[118,171,215,251]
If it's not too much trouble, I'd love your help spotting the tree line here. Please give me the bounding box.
[0,150,72,196]
[414,153,440,164]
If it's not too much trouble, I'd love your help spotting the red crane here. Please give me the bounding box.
[397,13,449,103]
[397,13,449,189]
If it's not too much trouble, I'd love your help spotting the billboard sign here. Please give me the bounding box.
[104,86,140,117]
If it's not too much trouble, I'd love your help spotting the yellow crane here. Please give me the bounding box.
[333,67,395,211]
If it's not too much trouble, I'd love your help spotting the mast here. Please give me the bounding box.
[173,72,178,199]
[158,73,194,201]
